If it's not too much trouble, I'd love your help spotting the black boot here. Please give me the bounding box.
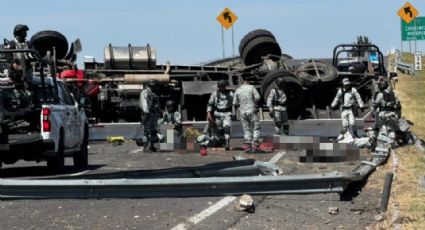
[253,141,260,153]
[224,138,230,151]
[245,143,252,153]
[283,124,289,135]
[349,126,358,138]
[149,143,157,152]
[143,142,152,153]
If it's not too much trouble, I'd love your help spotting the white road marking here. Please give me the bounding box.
[269,151,286,164]
[69,170,91,177]
[170,151,286,230]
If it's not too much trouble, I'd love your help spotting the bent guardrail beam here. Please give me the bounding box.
[0,141,390,200]
[0,172,350,199]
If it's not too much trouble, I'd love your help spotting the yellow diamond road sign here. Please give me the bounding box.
[398,2,419,24]
[217,8,238,29]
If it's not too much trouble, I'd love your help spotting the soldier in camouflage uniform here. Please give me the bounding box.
[330,78,365,138]
[159,100,183,137]
[233,79,261,152]
[207,80,233,150]
[267,77,289,135]
[139,80,161,152]
[7,24,33,84]
[373,80,400,143]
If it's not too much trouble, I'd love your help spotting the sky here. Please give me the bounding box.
[1,0,425,66]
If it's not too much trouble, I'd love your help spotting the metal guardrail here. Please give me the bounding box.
[0,172,350,199]
[0,144,389,199]
[396,59,415,75]
[394,49,415,75]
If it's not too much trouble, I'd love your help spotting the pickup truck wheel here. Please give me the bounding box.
[74,129,89,169]
[47,133,65,173]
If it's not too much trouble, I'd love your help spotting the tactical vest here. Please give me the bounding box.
[214,90,232,112]
[273,88,286,106]
[381,91,397,111]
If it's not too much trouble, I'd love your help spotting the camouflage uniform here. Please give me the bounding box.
[373,86,399,141]
[267,88,289,135]
[207,89,233,148]
[233,83,261,145]
[159,110,183,137]
[7,24,33,84]
[331,80,364,137]
[139,86,161,151]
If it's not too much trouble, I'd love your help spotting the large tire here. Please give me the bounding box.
[295,60,338,88]
[241,36,281,66]
[74,127,89,169]
[239,29,276,56]
[30,30,69,59]
[281,53,293,61]
[47,131,65,173]
[261,70,304,118]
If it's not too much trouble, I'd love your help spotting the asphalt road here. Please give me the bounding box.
[0,141,383,230]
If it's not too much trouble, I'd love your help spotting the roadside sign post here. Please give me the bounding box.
[398,2,419,24]
[401,17,425,41]
[415,51,422,95]
[415,52,422,71]
[217,8,238,58]
[398,2,420,56]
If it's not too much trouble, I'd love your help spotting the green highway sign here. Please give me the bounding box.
[402,16,425,41]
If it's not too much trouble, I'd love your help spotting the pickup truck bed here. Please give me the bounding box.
[2,133,55,164]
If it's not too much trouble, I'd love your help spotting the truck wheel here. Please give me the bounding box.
[281,53,293,61]
[241,36,281,66]
[261,70,304,118]
[47,132,65,173]
[239,29,276,56]
[295,61,338,88]
[30,30,69,59]
[74,128,89,169]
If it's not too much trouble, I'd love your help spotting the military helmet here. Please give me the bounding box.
[217,79,228,87]
[13,24,29,36]
[165,100,176,108]
[276,77,285,88]
[147,79,159,88]
[378,80,389,90]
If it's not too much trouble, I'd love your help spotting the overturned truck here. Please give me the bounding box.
[60,29,388,123]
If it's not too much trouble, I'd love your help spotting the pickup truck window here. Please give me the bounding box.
[56,83,66,105]
[34,86,55,104]
[59,82,75,106]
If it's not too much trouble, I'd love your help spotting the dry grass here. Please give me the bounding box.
[387,62,425,228]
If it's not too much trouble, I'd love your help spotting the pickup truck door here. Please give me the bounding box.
[57,82,78,149]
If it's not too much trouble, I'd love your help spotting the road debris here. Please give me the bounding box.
[237,194,255,213]
[328,206,339,215]
[374,214,384,221]
[106,136,125,145]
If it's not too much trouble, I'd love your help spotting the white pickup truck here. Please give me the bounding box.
[0,76,89,173]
